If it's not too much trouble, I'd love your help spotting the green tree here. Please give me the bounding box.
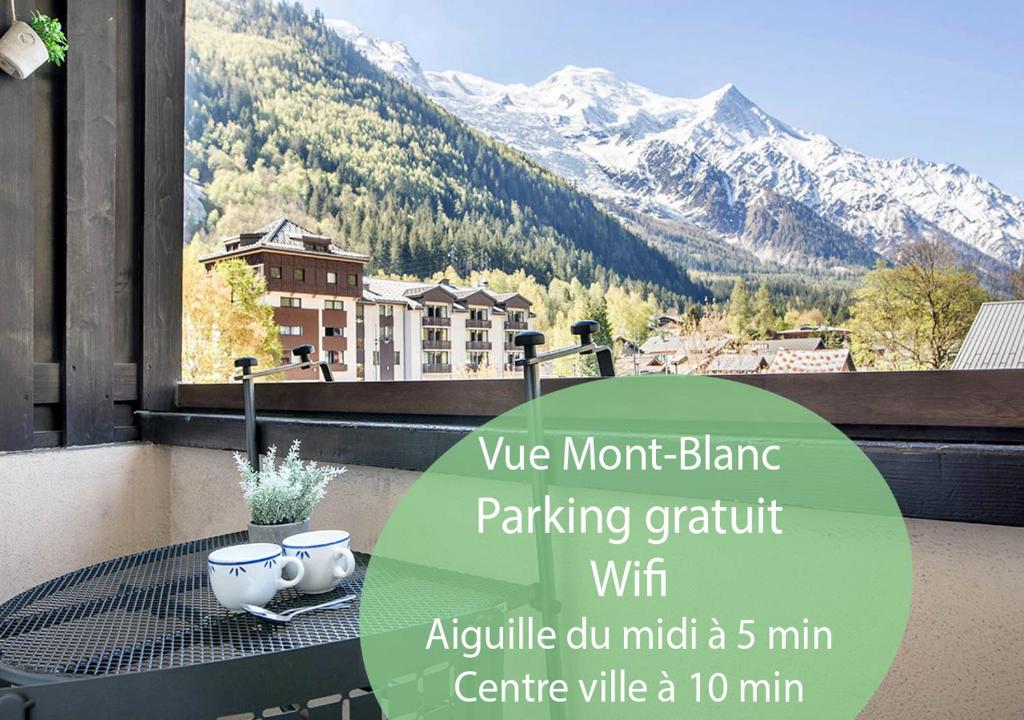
[752,283,778,339]
[579,296,613,376]
[849,240,988,370]
[727,277,754,339]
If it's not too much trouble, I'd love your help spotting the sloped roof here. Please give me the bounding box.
[750,337,825,353]
[706,354,767,374]
[768,349,855,374]
[640,334,684,355]
[362,278,532,312]
[362,278,424,308]
[952,301,1024,370]
[201,217,370,263]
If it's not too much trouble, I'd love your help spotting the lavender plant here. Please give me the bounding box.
[234,441,345,526]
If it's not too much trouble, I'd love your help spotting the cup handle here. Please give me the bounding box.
[332,546,356,579]
[277,556,305,590]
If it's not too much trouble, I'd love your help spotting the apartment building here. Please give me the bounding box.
[201,219,533,380]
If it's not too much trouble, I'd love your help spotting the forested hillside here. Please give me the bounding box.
[185,0,709,304]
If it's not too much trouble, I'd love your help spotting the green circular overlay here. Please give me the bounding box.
[360,376,911,719]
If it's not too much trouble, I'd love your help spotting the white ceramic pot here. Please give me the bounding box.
[0,21,48,80]
[207,542,304,612]
[282,530,355,595]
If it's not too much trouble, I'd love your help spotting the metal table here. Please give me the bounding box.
[0,532,525,720]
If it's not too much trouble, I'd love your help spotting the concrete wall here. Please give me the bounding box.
[167,446,416,550]
[0,444,171,598]
[0,443,1022,717]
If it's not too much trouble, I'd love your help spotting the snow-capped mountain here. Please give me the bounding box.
[329,19,1024,272]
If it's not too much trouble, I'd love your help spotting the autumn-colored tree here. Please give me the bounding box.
[849,241,988,370]
[181,243,282,382]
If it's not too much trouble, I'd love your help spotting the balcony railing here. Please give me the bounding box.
[422,340,451,350]
[422,316,451,327]
[466,341,492,351]
[379,315,394,327]
[465,318,490,329]
[422,363,452,374]
[505,342,520,351]
[505,320,528,330]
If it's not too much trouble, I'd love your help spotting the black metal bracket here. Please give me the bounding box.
[0,693,33,720]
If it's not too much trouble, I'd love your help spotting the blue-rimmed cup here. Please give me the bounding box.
[282,530,355,594]
[207,543,304,611]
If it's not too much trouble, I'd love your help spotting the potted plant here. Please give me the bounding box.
[235,440,346,545]
[0,8,67,80]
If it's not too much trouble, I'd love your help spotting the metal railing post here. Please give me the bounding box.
[232,344,336,473]
[234,357,260,473]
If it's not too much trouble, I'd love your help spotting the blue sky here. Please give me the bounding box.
[301,0,1023,196]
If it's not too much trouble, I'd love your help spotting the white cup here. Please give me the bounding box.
[282,530,356,595]
[207,543,304,611]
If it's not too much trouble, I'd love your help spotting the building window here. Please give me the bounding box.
[381,330,394,343]
[280,297,301,308]
[348,273,358,286]
[469,329,489,343]
[294,268,305,282]
[425,351,449,366]
[356,304,364,321]
[426,304,449,318]
[325,300,344,310]
[372,351,379,366]
[423,327,448,342]
[327,350,343,365]
[325,327,344,337]
[379,305,394,318]
[469,352,489,368]
[280,325,302,336]
[327,271,337,284]
[470,307,489,321]
[270,266,282,279]
[395,351,401,365]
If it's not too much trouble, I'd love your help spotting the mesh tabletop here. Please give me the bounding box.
[0,532,528,680]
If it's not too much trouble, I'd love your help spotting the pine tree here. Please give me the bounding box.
[727,277,754,339]
[752,283,778,339]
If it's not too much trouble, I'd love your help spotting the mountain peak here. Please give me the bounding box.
[542,65,622,86]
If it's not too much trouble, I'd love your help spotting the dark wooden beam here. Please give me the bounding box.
[65,0,118,445]
[176,369,1024,434]
[141,0,185,412]
[0,0,38,451]
[33,363,137,405]
[138,410,1024,527]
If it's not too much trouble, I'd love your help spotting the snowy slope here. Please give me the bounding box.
[328,19,1024,271]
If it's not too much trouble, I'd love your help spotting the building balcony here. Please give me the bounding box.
[422,340,451,350]
[505,342,520,351]
[422,316,451,327]
[379,315,394,327]
[465,318,491,329]
[422,363,452,374]
[466,341,492,351]
[322,335,347,352]
[323,309,347,327]
[328,363,348,373]
[505,320,528,330]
